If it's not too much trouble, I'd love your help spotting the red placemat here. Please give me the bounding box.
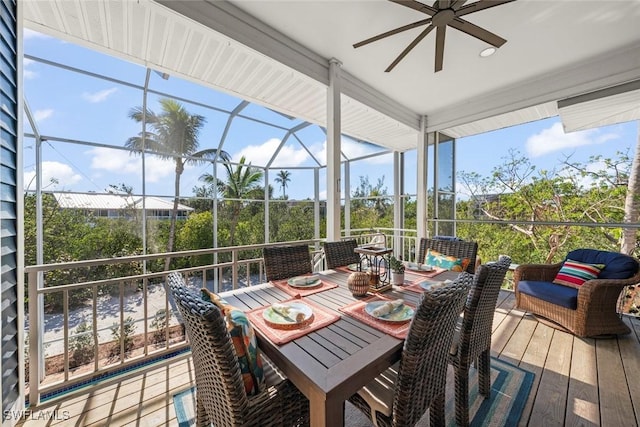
[247,297,341,345]
[271,276,338,297]
[404,266,446,278]
[338,295,415,340]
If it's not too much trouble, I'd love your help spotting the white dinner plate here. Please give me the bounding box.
[364,301,414,323]
[263,302,313,325]
[287,276,322,288]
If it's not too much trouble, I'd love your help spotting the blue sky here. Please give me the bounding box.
[22,29,638,202]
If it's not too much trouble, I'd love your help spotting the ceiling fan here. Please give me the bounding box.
[353,0,516,73]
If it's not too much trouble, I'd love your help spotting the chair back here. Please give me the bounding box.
[166,272,250,426]
[324,239,360,269]
[456,256,510,364]
[392,273,472,426]
[263,244,313,281]
[417,237,479,273]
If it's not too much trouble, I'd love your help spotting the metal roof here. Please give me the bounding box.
[52,192,194,212]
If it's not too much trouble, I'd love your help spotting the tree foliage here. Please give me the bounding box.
[457,149,632,265]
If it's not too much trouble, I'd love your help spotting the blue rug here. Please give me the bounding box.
[444,357,534,427]
[173,357,533,427]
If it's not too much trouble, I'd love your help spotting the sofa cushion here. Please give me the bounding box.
[553,259,604,288]
[517,280,578,309]
[201,288,265,396]
[567,249,638,280]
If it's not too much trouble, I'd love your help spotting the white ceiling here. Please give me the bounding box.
[22,0,640,152]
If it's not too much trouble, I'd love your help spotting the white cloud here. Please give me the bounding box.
[82,88,118,103]
[23,58,37,79]
[23,29,50,40]
[526,122,618,158]
[88,147,174,183]
[234,138,309,167]
[314,138,392,165]
[34,109,53,121]
[24,161,82,191]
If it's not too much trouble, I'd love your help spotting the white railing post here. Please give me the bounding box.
[28,270,40,406]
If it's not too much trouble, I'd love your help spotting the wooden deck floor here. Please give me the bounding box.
[19,290,640,426]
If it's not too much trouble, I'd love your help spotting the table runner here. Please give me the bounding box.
[338,295,416,339]
[271,277,339,297]
[247,297,340,345]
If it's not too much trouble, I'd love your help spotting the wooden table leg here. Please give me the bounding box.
[309,390,345,427]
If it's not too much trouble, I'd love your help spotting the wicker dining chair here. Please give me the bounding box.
[324,239,360,269]
[263,244,313,281]
[448,256,511,427]
[348,273,473,427]
[167,272,310,427]
[417,237,479,274]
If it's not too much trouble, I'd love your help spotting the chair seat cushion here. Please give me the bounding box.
[553,259,604,288]
[567,249,639,279]
[517,280,578,309]
[356,361,399,420]
[424,249,470,272]
[201,289,265,396]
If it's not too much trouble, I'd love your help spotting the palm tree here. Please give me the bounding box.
[274,170,291,198]
[126,98,230,269]
[200,156,263,245]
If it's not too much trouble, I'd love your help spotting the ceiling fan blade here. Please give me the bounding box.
[451,0,468,9]
[353,18,432,48]
[388,0,437,16]
[434,25,446,72]
[455,0,516,17]
[385,24,436,72]
[450,17,507,47]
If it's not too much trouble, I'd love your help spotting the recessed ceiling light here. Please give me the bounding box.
[479,47,497,58]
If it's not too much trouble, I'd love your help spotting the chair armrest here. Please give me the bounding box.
[514,262,563,284]
[578,269,640,294]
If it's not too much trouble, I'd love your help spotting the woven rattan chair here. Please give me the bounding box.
[167,272,309,427]
[263,244,313,281]
[448,256,511,427]
[348,273,473,427]
[514,249,640,337]
[417,237,479,274]
[324,239,360,269]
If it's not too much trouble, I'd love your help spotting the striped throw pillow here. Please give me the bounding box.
[553,259,604,288]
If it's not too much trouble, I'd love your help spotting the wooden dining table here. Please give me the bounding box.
[220,267,459,427]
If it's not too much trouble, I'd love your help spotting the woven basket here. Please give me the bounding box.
[348,272,370,296]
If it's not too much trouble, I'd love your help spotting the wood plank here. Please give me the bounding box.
[596,337,636,427]
[491,303,526,355]
[498,311,537,365]
[516,321,554,427]
[566,337,599,426]
[528,330,573,425]
[622,316,640,424]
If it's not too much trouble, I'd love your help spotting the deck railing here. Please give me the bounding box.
[25,239,323,407]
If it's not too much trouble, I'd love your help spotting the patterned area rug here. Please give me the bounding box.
[173,357,533,427]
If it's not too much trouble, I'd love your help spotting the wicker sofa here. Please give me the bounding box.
[514,249,640,337]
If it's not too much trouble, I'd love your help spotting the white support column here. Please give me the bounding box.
[416,116,428,239]
[264,168,270,243]
[314,168,320,242]
[326,58,342,241]
[344,160,351,236]
[393,151,402,256]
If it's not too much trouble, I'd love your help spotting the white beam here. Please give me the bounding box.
[416,116,428,240]
[326,58,342,242]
